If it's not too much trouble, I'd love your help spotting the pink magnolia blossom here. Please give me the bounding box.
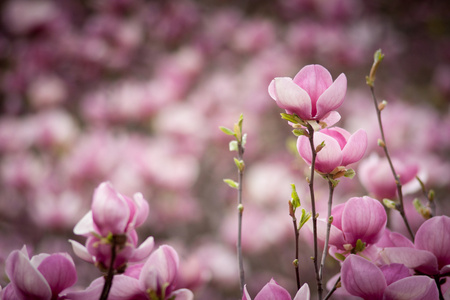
[70,182,153,270]
[358,154,419,199]
[342,254,438,300]
[297,127,367,174]
[317,196,387,251]
[381,215,450,275]
[243,279,310,300]
[268,64,347,125]
[66,245,193,300]
[1,246,77,300]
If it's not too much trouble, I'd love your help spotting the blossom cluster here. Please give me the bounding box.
[0,0,449,299]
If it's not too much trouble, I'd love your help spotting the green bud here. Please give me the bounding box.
[367,49,385,87]
[219,126,235,136]
[335,253,346,261]
[378,100,388,111]
[223,179,239,189]
[298,209,312,230]
[293,259,299,267]
[354,239,366,253]
[316,140,326,153]
[377,139,386,147]
[344,168,356,179]
[237,203,244,212]
[292,128,309,137]
[290,183,301,209]
[383,198,396,209]
[234,158,245,172]
[428,189,435,202]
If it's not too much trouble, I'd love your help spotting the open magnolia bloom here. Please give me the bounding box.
[66,245,193,300]
[70,181,154,271]
[341,254,439,300]
[316,196,387,254]
[380,215,450,276]
[1,246,77,300]
[243,279,310,300]
[269,64,347,127]
[297,127,367,174]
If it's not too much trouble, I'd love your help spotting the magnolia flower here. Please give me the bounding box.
[70,181,153,270]
[342,254,438,300]
[1,246,77,300]
[381,215,450,275]
[66,245,193,300]
[243,279,310,300]
[269,64,347,126]
[358,153,419,199]
[317,196,387,252]
[297,127,367,174]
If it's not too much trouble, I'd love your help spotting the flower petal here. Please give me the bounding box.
[108,275,146,300]
[315,73,347,119]
[379,263,411,286]
[342,196,387,246]
[383,276,439,300]
[129,236,155,263]
[170,288,195,300]
[415,215,450,269]
[341,129,368,166]
[73,211,95,236]
[139,245,179,295]
[319,111,341,127]
[380,247,439,275]
[272,77,312,120]
[37,253,77,296]
[5,249,52,300]
[92,181,131,236]
[254,279,291,300]
[341,254,386,300]
[69,239,94,263]
[293,283,310,300]
[293,65,333,107]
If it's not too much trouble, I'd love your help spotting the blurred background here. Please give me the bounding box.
[0,0,449,299]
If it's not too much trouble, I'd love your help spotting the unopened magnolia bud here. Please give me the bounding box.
[378,100,388,111]
[237,204,244,212]
[293,259,299,267]
[377,139,386,147]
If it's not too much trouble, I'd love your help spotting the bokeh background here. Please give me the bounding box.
[1,0,450,299]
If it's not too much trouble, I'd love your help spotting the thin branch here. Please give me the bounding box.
[306,123,322,299]
[291,215,301,290]
[237,142,245,295]
[99,238,118,300]
[324,276,341,300]
[319,178,336,290]
[369,86,414,240]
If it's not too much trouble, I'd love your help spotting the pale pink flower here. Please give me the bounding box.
[297,127,367,174]
[269,64,347,125]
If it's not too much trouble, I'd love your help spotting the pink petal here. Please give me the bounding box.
[68,239,94,263]
[376,229,414,248]
[272,77,313,120]
[321,128,348,149]
[108,275,146,300]
[170,288,195,300]
[293,65,333,107]
[139,245,179,294]
[64,277,104,300]
[379,264,411,286]
[342,196,387,246]
[254,279,291,300]
[341,129,368,166]
[330,203,345,230]
[415,215,450,269]
[380,247,439,275]
[298,131,343,174]
[293,283,310,300]
[92,182,130,236]
[314,218,345,249]
[319,111,341,127]
[73,211,94,236]
[383,276,439,300]
[133,192,149,228]
[5,249,52,300]
[129,236,155,263]
[315,73,347,119]
[37,253,77,296]
[341,254,386,300]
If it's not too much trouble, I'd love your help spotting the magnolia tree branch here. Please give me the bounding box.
[99,237,119,300]
[306,123,322,299]
[367,50,414,240]
[236,141,245,295]
[319,177,336,290]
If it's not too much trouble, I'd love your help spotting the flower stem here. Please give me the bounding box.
[369,86,414,240]
[99,237,118,300]
[291,215,301,290]
[319,177,336,291]
[324,276,340,300]
[306,124,322,299]
[237,142,245,296]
